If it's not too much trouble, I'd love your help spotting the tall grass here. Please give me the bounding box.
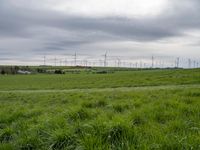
[0,87,199,149]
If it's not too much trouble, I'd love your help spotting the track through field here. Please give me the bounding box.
[0,84,200,93]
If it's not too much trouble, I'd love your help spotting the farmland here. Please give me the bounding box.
[0,68,200,149]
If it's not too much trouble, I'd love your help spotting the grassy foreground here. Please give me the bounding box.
[0,69,200,149]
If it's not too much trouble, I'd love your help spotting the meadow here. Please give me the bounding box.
[0,69,200,90]
[0,68,200,149]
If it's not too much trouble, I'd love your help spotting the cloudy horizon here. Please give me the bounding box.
[0,0,200,66]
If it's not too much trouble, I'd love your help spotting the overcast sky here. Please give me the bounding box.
[0,0,200,65]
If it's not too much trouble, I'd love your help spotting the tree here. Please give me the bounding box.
[1,69,5,75]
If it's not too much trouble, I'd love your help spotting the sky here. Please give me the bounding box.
[0,0,200,66]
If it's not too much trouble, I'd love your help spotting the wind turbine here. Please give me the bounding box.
[104,51,107,67]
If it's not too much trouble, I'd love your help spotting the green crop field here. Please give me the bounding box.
[0,69,200,150]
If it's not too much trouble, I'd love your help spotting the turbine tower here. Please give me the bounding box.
[74,52,77,66]
[104,51,107,67]
[151,56,154,68]
[176,57,180,68]
[43,55,46,66]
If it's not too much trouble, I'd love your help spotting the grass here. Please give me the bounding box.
[0,68,200,149]
[0,69,200,90]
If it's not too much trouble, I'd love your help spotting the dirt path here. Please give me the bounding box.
[0,84,199,93]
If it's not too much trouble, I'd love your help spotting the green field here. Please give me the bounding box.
[0,69,200,149]
[0,69,200,90]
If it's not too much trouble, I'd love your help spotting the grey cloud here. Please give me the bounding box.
[0,0,200,58]
[0,0,199,41]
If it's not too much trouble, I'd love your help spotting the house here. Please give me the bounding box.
[17,70,31,74]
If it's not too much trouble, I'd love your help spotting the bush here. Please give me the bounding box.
[1,70,5,75]
[54,70,64,74]
[37,68,46,73]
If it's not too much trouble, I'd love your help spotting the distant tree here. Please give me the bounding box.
[10,67,16,74]
[14,66,19,70]
[1,69,5,75]
[37,68,45,73]
[55,70,64,74]
[96,70,108,74]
